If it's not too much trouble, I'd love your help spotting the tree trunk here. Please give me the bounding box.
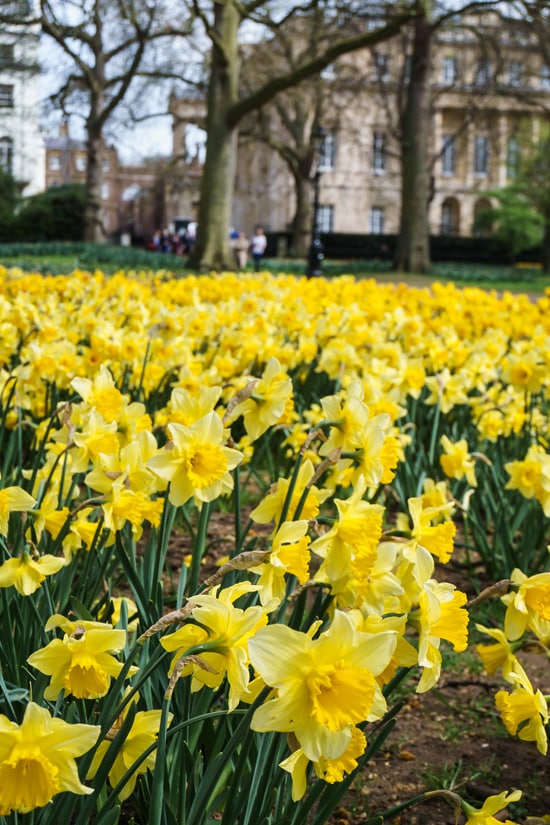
[290,171,313,257]
[84,122,105,243]
[394,0,432,274]
[190,2,240,271]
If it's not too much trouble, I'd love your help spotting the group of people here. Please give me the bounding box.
[149,222,197,256]
[147,223,267,271]
[231,225,267,271]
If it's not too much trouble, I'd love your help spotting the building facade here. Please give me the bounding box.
[0,0,44,195]
[170,13,550,242]
[44,123,163,237]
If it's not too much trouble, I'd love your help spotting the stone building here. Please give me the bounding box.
[169,12,550,241]
[0,0,44,196]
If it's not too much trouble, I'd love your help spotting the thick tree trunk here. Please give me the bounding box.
[191,2,240,271]
[290,172,313,257]
[394,0,432,274]
[84,123,105,243]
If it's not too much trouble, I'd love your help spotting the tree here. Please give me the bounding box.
[238,12,365,257]
[189,1,416,271]
[1,0,192,242]
[474,136,550,270]
[0,170,18,239]
[394,0,509,273]
[15,183,86,240]
[473,186,544,262]
[522,138,550,272]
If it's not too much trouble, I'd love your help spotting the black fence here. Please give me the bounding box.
[266,232,542,265]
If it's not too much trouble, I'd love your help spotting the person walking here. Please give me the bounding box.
[249,226,267,272]
[232,232,249,270]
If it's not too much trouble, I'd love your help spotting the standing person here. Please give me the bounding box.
[232,231,249,270]
[249,226,267,272]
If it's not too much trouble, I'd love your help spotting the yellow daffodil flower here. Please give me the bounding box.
[27,618,132,700]
[461,789,522,824]
[495,670,548,755]
[249,610,396,762]
[0,701,99,814]
[502,568,550,640]
[227,358,293,441]
[160,583,268,710]
[0,550,65,596]
[254,519,311,608]
[439,435,477,487]
[87,695,171,801]
[311,475,384,584]
[0,485,36,536]
[147,412,243,507]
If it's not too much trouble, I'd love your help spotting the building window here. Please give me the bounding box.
[319,131,336,171]
[316,205,334,233]
[370,206,385,234]
[101,182,109,200]
[0,137,13,175]
[372,52,390,81]
[473,58,491,86]
[372,131,387,174]
[506,137,521,179]
[442,56,459,84]
[75,155,86,172]
[441,134,456,176]
[48,154,60,171]
[541,64,550,90]
[507,61,523,87]
[474,135,489,176]
[440,198,459,235]
[0,85,14,107]
[102,158,110,172]
[0,44,15,67]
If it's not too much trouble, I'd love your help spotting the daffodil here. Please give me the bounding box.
[505,446,550,516]
[87,695,171,800]
[475,624,527,682]
[502,568,550,640]
[253,520,311,608]
[27,617,132,700]
[249,610,396,762]
[71,364,125,422]
[0,484,36,536]
[0,701,99,814]
[160,583,268,710]
[250,459,330,526]
[495,670,548,755]
[0,550,65,595]
[147,412,243,507]
[439,435,477,487]
[227,357,293,441]
[403,496,456,565]
[311,475,384,584]
[411,548,469,693]
[280,726,367,801]
[461,789,522,824]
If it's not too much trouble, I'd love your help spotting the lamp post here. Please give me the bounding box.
[306,124,326,278]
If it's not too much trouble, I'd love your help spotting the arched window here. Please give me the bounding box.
[440,197,460,235]
[0,137,13,175]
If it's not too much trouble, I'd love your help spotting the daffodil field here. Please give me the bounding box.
[0,265,549,824]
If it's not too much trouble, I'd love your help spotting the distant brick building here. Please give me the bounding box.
[44,122,162,238]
